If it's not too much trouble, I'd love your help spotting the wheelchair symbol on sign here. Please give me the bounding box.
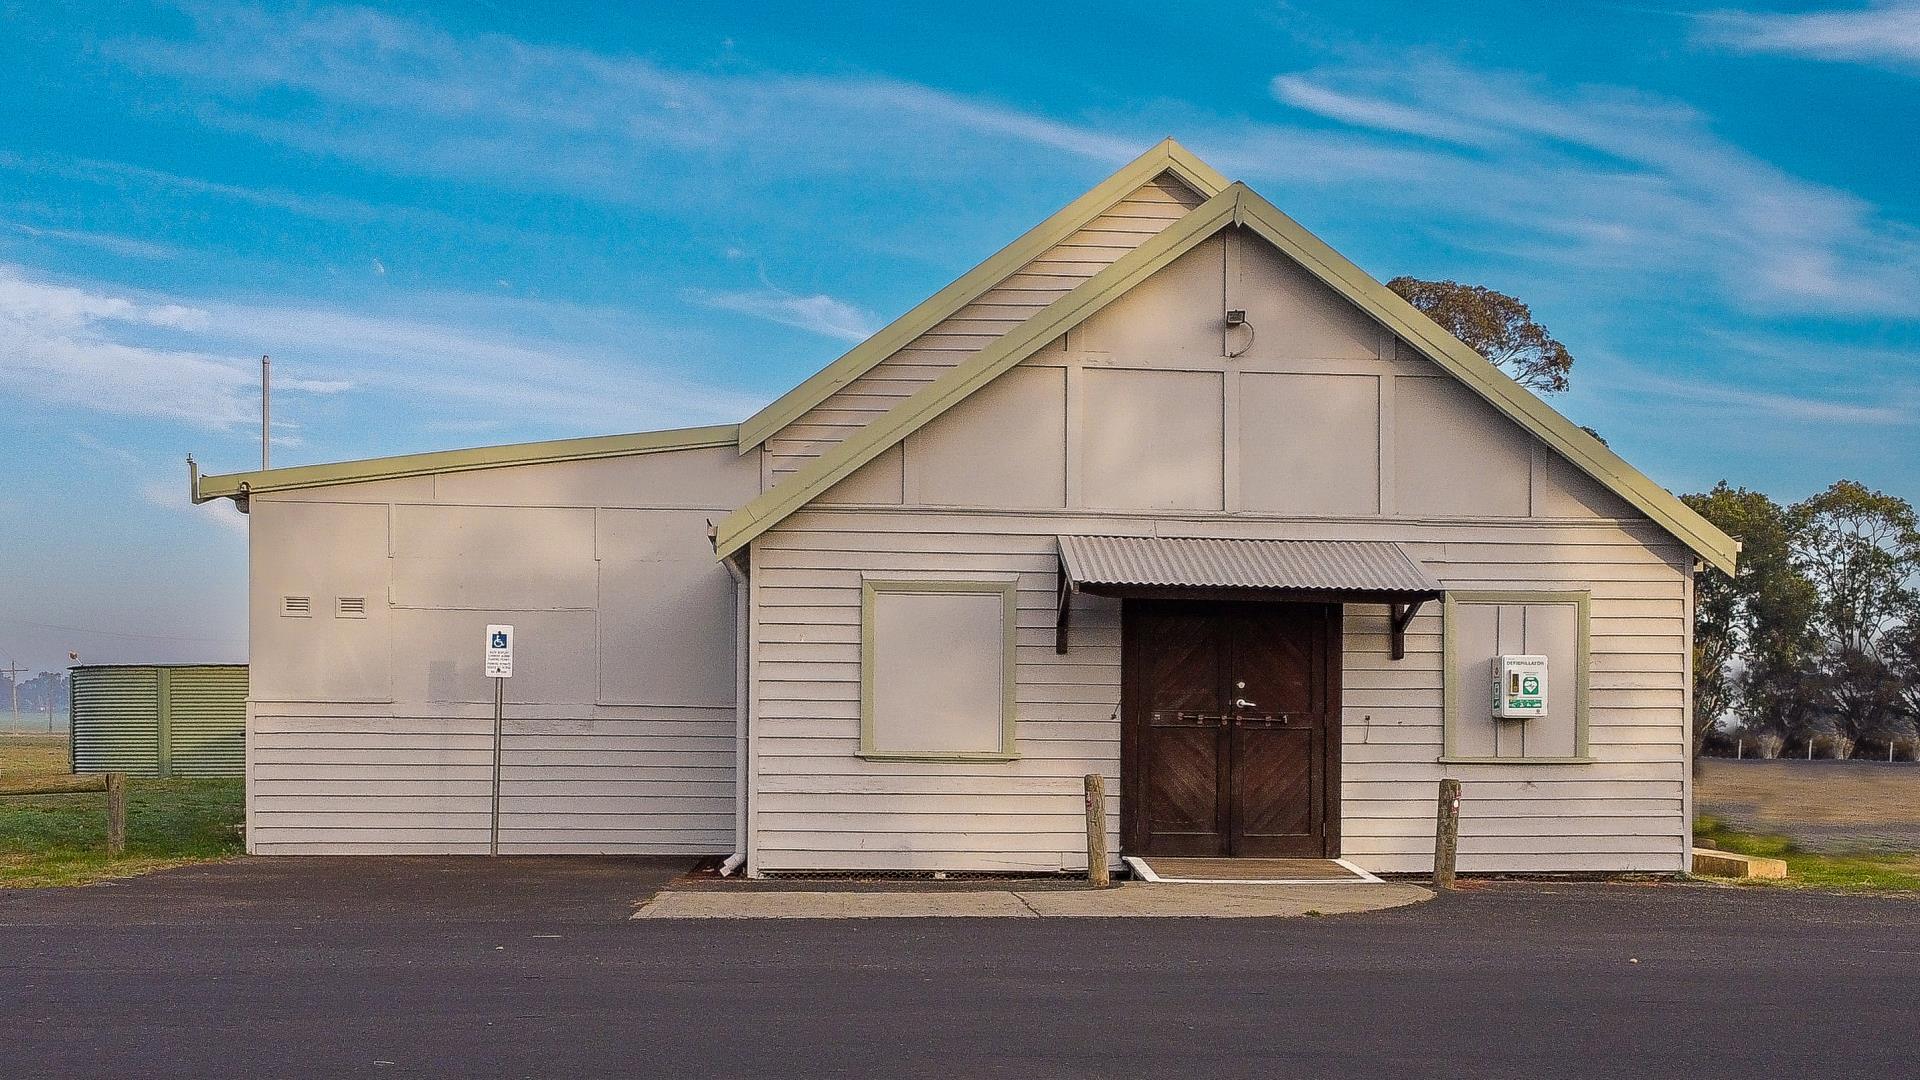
[491,631,509,649]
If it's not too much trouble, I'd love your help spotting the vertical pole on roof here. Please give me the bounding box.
[490,676,504,856]
[261,355,271,470]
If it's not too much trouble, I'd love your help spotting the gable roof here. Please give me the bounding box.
[191,424,737,503]
[713,181,1740,575]
[733,139,1229,453]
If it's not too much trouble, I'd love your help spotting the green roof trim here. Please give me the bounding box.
[192,423,739,503]
[1227,192,1739,576]
[732,138,1229,454]
[713,182,1740,575]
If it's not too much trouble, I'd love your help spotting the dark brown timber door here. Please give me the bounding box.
[1122,600,1340,858]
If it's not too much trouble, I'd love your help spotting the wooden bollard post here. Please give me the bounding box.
[1433,777,1461,890]
[106,772,127,857]
[1084,773,1108,887]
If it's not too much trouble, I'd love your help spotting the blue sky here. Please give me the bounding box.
[2,1,1917,673]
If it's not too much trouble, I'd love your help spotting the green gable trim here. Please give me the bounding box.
[193,424,739,503]
[732,138,1229,454]
[714,181,1739,575]
[1227,195,1739,576]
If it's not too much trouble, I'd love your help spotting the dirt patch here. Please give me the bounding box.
[1697,759,1920,853]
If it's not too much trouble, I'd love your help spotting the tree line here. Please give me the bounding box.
[2,670,70,713]
[1686,482,1920,759]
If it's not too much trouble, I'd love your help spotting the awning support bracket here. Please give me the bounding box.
[1056,559,1074,654]
[1388,599,1426,661]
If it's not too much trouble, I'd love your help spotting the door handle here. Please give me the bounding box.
[1234,698,1258,710]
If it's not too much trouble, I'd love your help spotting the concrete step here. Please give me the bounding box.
[1692,847,1788,880]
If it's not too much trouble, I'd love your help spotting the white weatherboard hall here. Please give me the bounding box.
[194,141,1738,877]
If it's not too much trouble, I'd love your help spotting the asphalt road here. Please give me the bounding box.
[3,858,1917,1079]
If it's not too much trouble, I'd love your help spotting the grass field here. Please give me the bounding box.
[0,735,242,888]
[1695,758,1920,894]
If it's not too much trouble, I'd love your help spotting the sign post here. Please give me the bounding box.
[485,625,514,856]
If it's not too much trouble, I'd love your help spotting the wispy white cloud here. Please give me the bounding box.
[104,5,1139,205]
[1608,366,1913,425]
[0,265,257,427]
[98,7,1920,325]
[141,474,248,534]
[0,263,760,441]
[7,222,181,260]
[1269,75,1497,146]
[1257,57,1920,317]
[686,287,878,343]
[1697,3,1920,67]
[0,149,394,223]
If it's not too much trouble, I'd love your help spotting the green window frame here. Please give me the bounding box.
[858,578,1020,763]
[1440,590,1593,764]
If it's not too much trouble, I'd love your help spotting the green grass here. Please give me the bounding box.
[0,736,243,888]
[1694,815,1920,894]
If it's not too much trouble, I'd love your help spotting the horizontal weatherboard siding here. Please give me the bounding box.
[747,511,1690,876]
[248,711,734,855]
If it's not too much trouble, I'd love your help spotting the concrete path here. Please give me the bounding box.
[632,880,1431,918]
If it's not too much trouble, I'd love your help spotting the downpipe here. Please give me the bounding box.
[722,555,751,877]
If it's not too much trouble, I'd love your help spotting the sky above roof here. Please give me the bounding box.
[2,1,1916,674]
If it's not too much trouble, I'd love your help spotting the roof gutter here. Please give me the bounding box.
[190,423,741,505]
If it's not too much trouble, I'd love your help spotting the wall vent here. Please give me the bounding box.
[336,596,368,619]
[280,596,312,618]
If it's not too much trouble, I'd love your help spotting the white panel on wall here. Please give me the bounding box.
[1082,368,1224,510]
[390,608,599,706]
[250,500,393,703]
[1523,603,1581,758]
[598,509,737,707]
[1394,376,1533,517]
[868,590,1007,755]
[1533,452,1636,519]
[910,365,1067,508]
[818,444,904,505]
[1448,601,1500,758]
[391,504,596,609]
[1230,230,1383,361]
[1238,373,1380,514]
[1074,236,1226,365]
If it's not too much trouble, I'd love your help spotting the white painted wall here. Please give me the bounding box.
[246,445,757,855]
[748,224,1689,876]
[243,197,1693,875]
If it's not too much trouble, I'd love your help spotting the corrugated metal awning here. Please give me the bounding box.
[1057,535,1442,596]
[1054,536,1442,660]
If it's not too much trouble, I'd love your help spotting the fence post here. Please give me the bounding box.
[1084,773,1108,887]
[1433,778,1461,891]
[106,772,127,856]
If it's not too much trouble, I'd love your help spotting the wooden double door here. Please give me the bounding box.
[1121,600,1341,858]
